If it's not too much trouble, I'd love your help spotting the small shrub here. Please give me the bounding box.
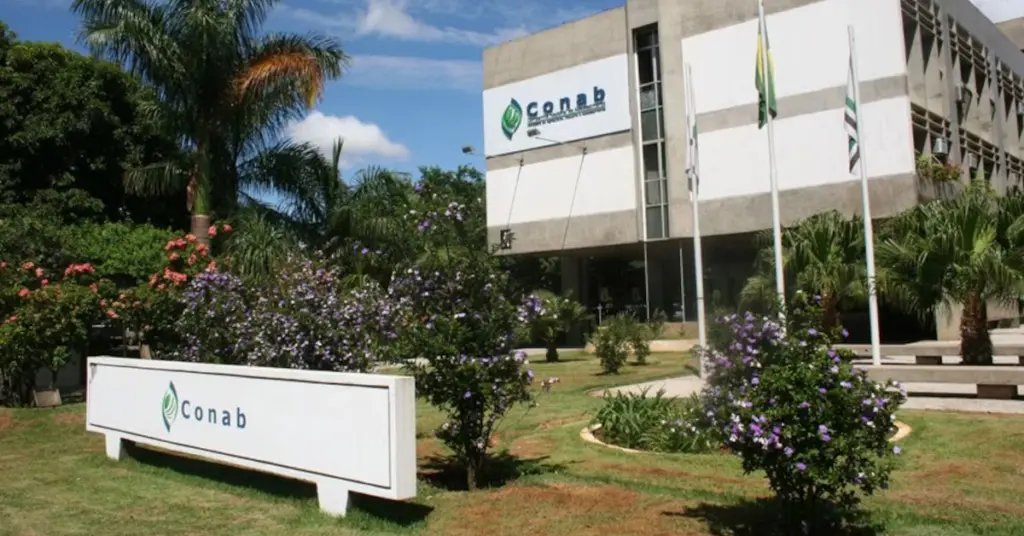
[591,315,631,374]
[593,388,716,453]
[701,292,906,528]
[528,290,588,362]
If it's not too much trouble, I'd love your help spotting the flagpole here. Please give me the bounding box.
[684,63,708,375]
[848,26,882,366]
[757,0,787,319]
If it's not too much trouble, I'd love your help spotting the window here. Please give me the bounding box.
[634,24,668,240]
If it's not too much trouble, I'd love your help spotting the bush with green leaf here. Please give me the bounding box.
[389,191,542,490]
[700,292,906,528]
[590,315,632,374]
[593,388,717,453]
[528,290,587,362]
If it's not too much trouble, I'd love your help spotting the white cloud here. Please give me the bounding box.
[286,111,410,167]
[344,54,481,92]
[279,0,529,46]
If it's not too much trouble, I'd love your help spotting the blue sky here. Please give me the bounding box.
[1,0,621,176]
[2,0,1021,178]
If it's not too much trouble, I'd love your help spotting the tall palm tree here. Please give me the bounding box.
[71,0,347,244]
[878,180,1024,365]
[740,210,867,329]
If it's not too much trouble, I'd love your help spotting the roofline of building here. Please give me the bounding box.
[481,5,624,52]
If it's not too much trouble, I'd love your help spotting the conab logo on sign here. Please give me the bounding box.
[161,381,246,432]
[501,85,607,140]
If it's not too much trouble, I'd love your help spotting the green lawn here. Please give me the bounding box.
[1,353,1023,535]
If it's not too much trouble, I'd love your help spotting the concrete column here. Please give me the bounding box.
[560,255,587,345]
[646,255,664,318]
[560,255,581,299]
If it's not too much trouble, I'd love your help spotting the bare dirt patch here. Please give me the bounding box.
[507,436,556,458]
[0,412,12,431]
[429,483,706,536]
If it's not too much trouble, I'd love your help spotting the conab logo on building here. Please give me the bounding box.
[500,85,607,140]
[161,381,247,432]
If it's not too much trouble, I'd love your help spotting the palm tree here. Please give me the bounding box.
[740,210,867,329]
[71,0,347,244]
[284,138,414,257]
[878,180,1024,365]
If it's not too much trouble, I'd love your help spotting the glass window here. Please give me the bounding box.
[646,206,664,239]
[635,26,658,49]
[639,84,658,110]
[641,109,660,141]
[642,143,659,181]
[645,179,663,206]
[637,49,655,85]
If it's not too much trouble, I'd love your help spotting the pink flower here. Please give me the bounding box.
[169,252,180,261]
[185,234,196,243]
[105,309,119,319]
[22,262,34,270]
[221,224,233,233]
[4,315,16,324]
[208,225,217,238]
[41,279,49,287]
[18,288,29,298]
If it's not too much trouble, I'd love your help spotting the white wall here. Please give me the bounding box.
[486,145,637,226]
[681,0,907,115]
[697,97,916,200]
[482,55,631,157]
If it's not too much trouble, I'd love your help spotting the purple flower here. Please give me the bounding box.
[784,447,794,457]
[893,445,901,455]
[795,462,807,472]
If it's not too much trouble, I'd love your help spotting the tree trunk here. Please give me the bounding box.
[191,214,212,247]
[189,142,213,247]
[821,294,840,332]
[960,293,992,365]
[465,457,479,491]
[545,342,559,362]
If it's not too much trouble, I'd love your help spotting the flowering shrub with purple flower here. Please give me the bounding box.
[700,291,906,522]
[388,184,543,490]
[173,255,400,371]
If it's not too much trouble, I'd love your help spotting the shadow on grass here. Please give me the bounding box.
[670,498,883,536]
[124,442,432,527]
[419,450,567,491]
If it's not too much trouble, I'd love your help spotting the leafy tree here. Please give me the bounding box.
[878,180,1024,365]
[61,222,178,285]
[286,138,416,257]
[71,0,348,243]
[741,211,867,329]
[0,23,185,227]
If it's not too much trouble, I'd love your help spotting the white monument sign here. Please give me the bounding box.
[86,356,416,516]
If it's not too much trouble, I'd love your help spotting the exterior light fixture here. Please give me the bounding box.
[499,228,515,250]
[932,136,949,157]
[461,145,475,154]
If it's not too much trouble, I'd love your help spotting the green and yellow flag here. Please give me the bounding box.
[755,15,777,129]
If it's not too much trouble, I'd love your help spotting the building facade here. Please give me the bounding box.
[481,0,1024,337]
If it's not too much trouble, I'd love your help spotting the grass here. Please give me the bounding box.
[1,352,1023,535]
